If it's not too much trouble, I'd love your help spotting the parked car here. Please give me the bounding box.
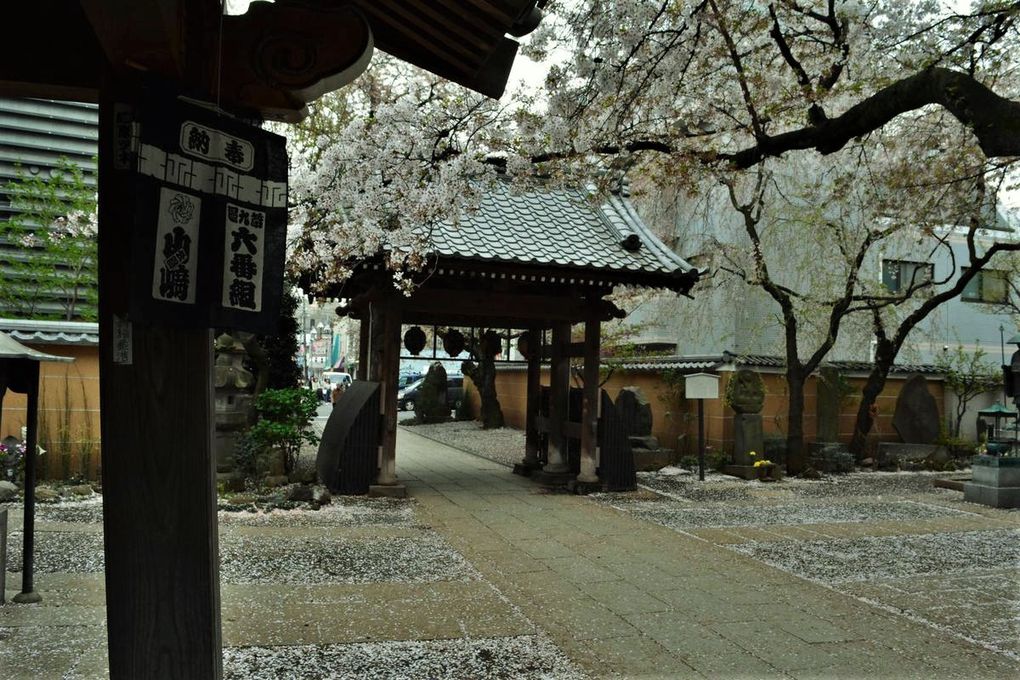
[397,375,463,412]
[398,371,422,388]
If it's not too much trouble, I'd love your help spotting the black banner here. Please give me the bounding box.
[129,93,288,333]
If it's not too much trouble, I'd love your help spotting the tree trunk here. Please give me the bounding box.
[785,368,806,474]
[849,340,897,459]
[462,331,504,429]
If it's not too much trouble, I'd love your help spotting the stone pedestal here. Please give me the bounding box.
[809,443,854,473]
[531,468,574,488]
[369,484,407,499]
[732,413,764,466]
[964,455,1020,508]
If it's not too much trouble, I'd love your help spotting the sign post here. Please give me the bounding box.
[685,373,720,481]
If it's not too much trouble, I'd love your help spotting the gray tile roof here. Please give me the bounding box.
[416,181,696,290]
[0,318,99,346]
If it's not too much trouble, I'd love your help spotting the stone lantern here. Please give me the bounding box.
[213,333,255,484]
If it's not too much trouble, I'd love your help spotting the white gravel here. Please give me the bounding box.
[607,498,968,529]
[732,528,1020,582]
[218,497,417,528]
[222,635,588,680]
[219,532,478,585]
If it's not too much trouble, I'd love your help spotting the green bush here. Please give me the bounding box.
[678,454,698,470]
[706,449,730,472]
[247,388,320,474]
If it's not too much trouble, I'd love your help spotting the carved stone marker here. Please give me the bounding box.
[728,369,765,414]
[729,370,765,467]
[892,374,940,444]
[616,387,653,437]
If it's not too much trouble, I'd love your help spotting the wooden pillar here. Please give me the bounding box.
[356,314,370,380]
[577,314,600,484]
[522,325,542,469]
[98,87,222,679]
[544,322,571,474]
[369,297,403,493]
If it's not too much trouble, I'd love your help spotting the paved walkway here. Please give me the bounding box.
[397,428,1019,679]
[2,427,1018,678]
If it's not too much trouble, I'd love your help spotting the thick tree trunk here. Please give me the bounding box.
[849,341,897,459]
[785,369,806,475]
[462,334,504,429]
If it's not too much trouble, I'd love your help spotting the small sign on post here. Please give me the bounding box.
[685,372,719,481]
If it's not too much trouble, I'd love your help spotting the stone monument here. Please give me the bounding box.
[809,367,854,473]
[725,369,766,479]
[878,374,944,468]
[616,387,673,470]
[213,333,255,488]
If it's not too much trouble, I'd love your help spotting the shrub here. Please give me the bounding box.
[247,388,320,474]
[706,449,730,472]
[678,454,698,470]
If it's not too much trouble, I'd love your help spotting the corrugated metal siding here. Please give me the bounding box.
[0,98,98,320]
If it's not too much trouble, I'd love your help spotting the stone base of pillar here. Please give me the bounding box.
[369,484,407,498]
[567,479,602,495]
[513,460,543,477]
[531,468,574,488]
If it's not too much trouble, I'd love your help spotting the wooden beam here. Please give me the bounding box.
[98,83,222,679]
[402,289,589,323]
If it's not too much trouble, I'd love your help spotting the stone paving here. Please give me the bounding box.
[1,424,1019,678]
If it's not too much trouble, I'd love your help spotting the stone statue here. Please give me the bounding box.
[727,369,765,414]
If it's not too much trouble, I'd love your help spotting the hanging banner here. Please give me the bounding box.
[129,92,288,333]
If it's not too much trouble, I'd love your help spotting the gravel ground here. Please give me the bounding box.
[221,635,588,680]
[218,497,417,528]
[635,469,971,503]
[608,498,968,529]
[219,532,478,585]
[5,531,105,573]
[733,528,1020,582]
[407,421,524,468]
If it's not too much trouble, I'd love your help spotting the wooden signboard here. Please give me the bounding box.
[128,92,288,333]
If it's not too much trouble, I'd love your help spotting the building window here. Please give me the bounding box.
[961,267,1010,304]
[882,259,933,294]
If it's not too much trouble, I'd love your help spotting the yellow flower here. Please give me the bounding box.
[748,451,757,457]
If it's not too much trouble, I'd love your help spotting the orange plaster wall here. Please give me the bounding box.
[1,344,101,480]
[493,366,945,459]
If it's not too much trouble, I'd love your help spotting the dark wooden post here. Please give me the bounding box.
[542,322,571,479]
[98,86,223,680]
[357,314,370,380]
[518,324,542,473]
[577,314,600,486]
[13,362,41,603]
[368,296,404,495]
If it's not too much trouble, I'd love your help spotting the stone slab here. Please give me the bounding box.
[632,448,675,471]
[878,442,941,463]
[368,484,407,498]
[732,413,764,465]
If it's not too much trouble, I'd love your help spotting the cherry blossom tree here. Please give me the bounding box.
[284,1,1020,465]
